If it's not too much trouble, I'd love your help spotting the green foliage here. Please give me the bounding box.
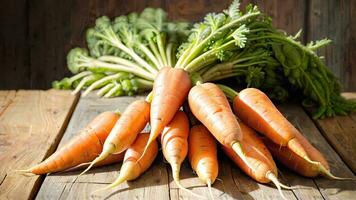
[54,0,356,118]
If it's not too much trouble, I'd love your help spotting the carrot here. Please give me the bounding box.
[92,133,158,194]
[188,83,250,169]
[219,85,318,166]
[78,99,150,176]
[262,131,351,179]
[140,67,192,161]
[188,124,218,200]
[222,120,289,199]
[160,111,204,198]
[63,152,125,172]
[17,111,120,174]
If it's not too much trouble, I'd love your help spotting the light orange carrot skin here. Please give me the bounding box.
[105,99,150,154]
[150,67,192,144]
[188,125,218,184]
[122,133,158,181]
[233,88,308,159]
[30,111,119,174]
[222,121,277,183]
[64,152,125,172]
[188,83,242,146]
[160,111,189,166]
[262,131,329,177]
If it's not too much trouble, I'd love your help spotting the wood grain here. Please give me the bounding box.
[36,93,170,200]
[307,0,356,91]
[0,90,78,200]
[311,93,356,173]
[278,103,356,200]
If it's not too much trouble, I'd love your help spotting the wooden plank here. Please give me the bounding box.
[0,0,30,89]
[230,163,297,200]
[307,0,356,91]
[0,90,78,200]
[278,103,356,199]
[36,94,169,200]
[280,169,324,200]
[310,93,356,173]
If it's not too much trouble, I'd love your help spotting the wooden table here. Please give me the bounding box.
[0,90,355,200]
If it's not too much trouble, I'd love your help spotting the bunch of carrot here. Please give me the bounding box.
[20,1,355,199]
[18,77,351,199]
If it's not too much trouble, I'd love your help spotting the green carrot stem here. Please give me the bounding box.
[149,40,164,68]
[157,33,168,66]
[217,84,238,100]
[97,83,115,97]
[137,43,161,70]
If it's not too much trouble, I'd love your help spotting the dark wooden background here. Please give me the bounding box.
[0,0,355,90]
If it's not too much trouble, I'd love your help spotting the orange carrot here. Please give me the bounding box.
[188,83,249,169]
[79,99,150,176]
[93,133,158,193]
[64,153,125,172]
[219,85,317,166]
[262,131,350,179]
[160,111,204,198]
[222,120,289,199]
[18,111,120,174]
[141,67,192,160]
[188,124,218,199]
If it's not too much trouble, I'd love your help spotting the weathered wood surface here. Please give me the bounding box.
[34,94,356,200]
[0,90,78,200]
[279,103,356,200]
[311,93,356,173]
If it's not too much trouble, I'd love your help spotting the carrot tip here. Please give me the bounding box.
[73,148,112,184]
[13,169,32,173]
[171,164,206,199]
[318,163,355,181]
[278,182,296,190]
[231,142,254,172]
[136,138,153,164]
[266,172,288,200]
[207,179,215,200]
[13,169,36,177]
[90,185,112,196]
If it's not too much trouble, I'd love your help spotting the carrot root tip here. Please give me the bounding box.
[90,174,127,197]
[266,172,287,200]
[171,164,206,199]
[231,142,254,171]
[318,164,355,180]
[13,169,32,174]
[278,182,297,190]
[207,179,215,200]
[136,138,153,164]
[74,146,113,183]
